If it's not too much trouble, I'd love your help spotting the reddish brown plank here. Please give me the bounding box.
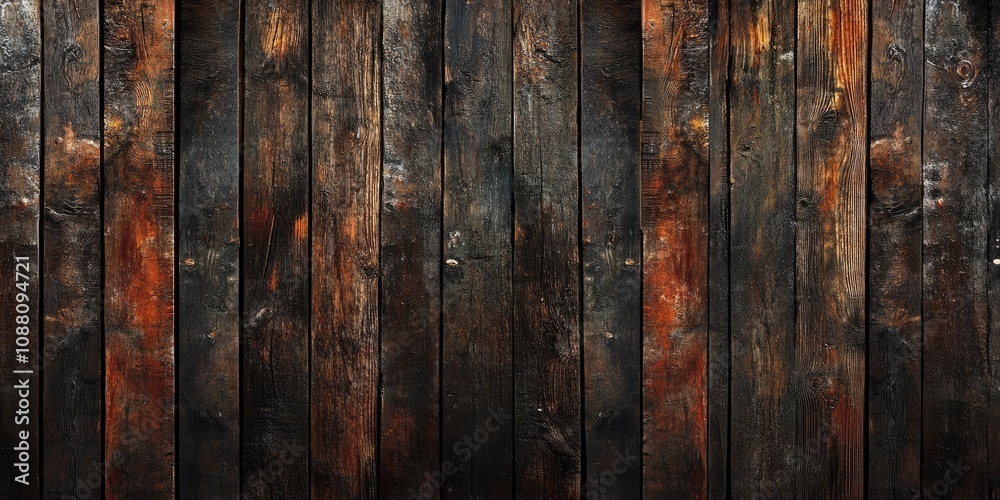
[795,0,867,496]
[380,0,443,497]
[41,0,102,496]
[0,0,41,497]
[640,0,710,496]
[103,0,176,496]
[310,0,381,497]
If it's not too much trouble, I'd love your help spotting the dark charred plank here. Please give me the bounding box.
[41,0,101,497]
[795,0,867,496]
[869,0,922,496]
[380,0,443,498]
[512,0,581,496]
[441,0,514,496]
[580,0,642,498]
[923,1,989,497]
[0,0,40,497]
[640,0,709,496]
[990,3,1000,497]
[177,0,241,496]
[728,0,797,497]
[242,0,310,496]
[310,0,380,497]
[102,0,176,496]
[706,0,729,497]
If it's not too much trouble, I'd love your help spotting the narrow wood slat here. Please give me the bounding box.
[0,0,41,497]
[512,0,581,496]
[310,0,380,497]
[990,4,1000,496]
[103,0,176,496]
[242,0,310,496]
[869,0,923,496]
[728,0,796,496]
[640,0,710,496]
[380,0,443,497]
[177,0,241,496]
[706,1,729,498]
[441,0,514,496]
[41,0,102,496]
[923,1,989,497]
[581,0,642,497]
[795,0,866,496]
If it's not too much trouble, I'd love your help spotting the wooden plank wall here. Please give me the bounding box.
[3,0,1000,498]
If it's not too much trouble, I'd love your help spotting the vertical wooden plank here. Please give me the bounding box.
[242,0,310,495]
[0,0,40,497]
[512,0,580,496]
[580,0,642,498]
[924,1,989,497]
[795,0,866,496]
[869,0,922,496]
[441,0,513,495]
[706,0,729,498]
[728,0,797,496]
[310,0,380,497]
[103,0,175,496]
[640,0,709,496]
[380,0,442,497]
[991,4,1000,498]
[177,0,241,496]
[41,0,101,496]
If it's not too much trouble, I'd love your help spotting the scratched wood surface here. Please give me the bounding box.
[5,0,1000,498]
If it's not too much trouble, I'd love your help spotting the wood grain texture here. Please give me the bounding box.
[441,0,514,496]
[923,1,989,497]
[512,0,581,496]
[310,0,380,497]
[991,5,1000,498]
[177,0,241,496]
[103,0,176,496]
[0,0,40,497]
[41,0,101,496]
[795,0,867,497]
[868,0,922,496]
[706,0,729,498]
[728,0,797,496]
[380,0,442,497]
[640,0,709,496]
[242,0,310,496]
[580,0,642,498]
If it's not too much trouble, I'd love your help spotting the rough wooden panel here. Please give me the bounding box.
[641,0,709,496]
[441,0,514,496]
[512,0,580,496]
[103,0,176,496]
[924,1,989,497]
[310,0,380,497]
[177,0,241,496]
[242,0,310,496]
[580,0,642,498]
[869,0,922,496]
[991,4,1000,497]
[728,0,797,496]
[380,0,443,497]
[41,0,102,497]
[706,1,729,498]
[0,0,40,497]
[795,0,867,496]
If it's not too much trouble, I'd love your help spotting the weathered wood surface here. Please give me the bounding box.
[176,0,241,497]
[641,0,710,496]
[103,0,176,497]
[242,0,311,496]
[728,0,797,497]
[41,0,101,497]
[0,0,40,497]
[512,0,581,496]
[310,0,381,497]
[581,1,642,498]
[869,0,923,496]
